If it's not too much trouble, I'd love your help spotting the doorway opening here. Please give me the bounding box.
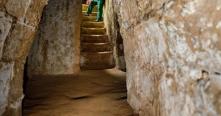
[21,0,132,115]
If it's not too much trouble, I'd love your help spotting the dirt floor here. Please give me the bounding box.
[23,69,134,116]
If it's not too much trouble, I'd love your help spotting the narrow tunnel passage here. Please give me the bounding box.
[0,0,221,116]
[23,69,133,116]
[22,1,133,115]
[1,0,221,115]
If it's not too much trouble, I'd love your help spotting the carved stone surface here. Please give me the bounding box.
[1,0,221,115]
[2,23,35,61]
[0,62,14,116]
[113,0,221,115]
[5,0,31,18]
[0,0,48,115]
[28,0,81,76]
[104,0,126,71]
[0,12,12,59]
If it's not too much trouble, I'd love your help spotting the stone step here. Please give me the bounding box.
[81,27,106,35]
[81,43,112,52]
[82,11,97,16]
[83,16,97,21]
[81,21,104,28]
[82,4,98,12]
[81,34,109,43]
[80,51,115,70]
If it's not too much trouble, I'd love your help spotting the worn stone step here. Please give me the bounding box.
[81,35,109,43]
[81,43,112,52]
[82,4,98,12]
[80,51,115,70]
[82,11,97,16]
[81,27,106,35]
[81,21,104,28]
[83,16,97,21]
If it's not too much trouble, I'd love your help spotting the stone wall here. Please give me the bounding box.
[28,0,81,76]
[104,0,126,71]
[113,0,221,115]
[0,0,48,115]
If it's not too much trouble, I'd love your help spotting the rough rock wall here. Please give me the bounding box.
[113,0,221,115]
[104,0,126,71]
[0,0,48,115]
[28,0,81,76]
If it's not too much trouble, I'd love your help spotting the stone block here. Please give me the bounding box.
[2,23,35,61]
[5,0,31,18]
[28,0,81,75]
[0,12,12,59]
[4,61,24,116]
[113,0,221,115]
[24,0,48,26]
[0,62,14,115]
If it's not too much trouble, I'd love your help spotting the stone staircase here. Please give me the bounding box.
[80,4,115,70]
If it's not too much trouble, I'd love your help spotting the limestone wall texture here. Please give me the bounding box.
[0,0,48,115]
[104,0,126,71]
[113,0,221,115]
[28,0,81,76]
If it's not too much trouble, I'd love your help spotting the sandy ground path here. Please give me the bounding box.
[23,69,134,116]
